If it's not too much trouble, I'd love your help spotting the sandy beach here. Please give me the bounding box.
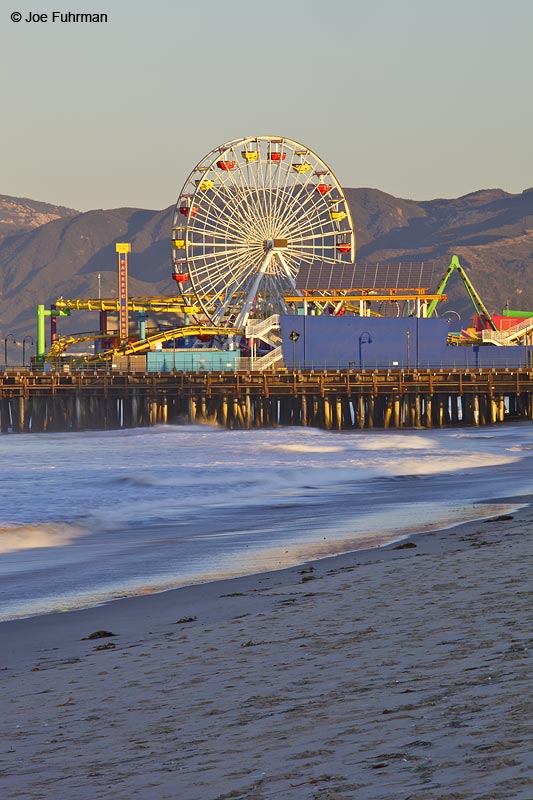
[1,500,533,800]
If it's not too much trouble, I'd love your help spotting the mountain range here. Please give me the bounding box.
[1,187,532,342]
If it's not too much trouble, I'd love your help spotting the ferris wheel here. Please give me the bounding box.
[171,136,354,327]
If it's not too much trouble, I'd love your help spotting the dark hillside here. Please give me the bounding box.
[359,188,533,320]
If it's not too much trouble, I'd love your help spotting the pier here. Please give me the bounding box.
[1,368,533,433]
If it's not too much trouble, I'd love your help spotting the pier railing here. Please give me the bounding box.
[1,368,533,432]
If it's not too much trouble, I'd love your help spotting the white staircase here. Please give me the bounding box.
[481,317,533,346]
[245,315,281,345]
[251,345,284,370]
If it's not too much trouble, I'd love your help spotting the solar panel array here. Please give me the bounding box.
[295,262,436,292]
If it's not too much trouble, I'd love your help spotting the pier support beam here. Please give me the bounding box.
[1,369,533,433]
[393,396,401,428]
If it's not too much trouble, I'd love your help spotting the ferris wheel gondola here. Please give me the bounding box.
[171,136,355,327]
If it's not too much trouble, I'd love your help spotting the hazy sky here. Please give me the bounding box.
[2,0,532,211]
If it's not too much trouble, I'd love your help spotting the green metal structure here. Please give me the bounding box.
[502,309,533,318]
[36,304,71,361]
[427,255,497,330]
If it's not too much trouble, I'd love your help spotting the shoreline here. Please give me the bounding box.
[2,497,532,799]
[1,495,528,625]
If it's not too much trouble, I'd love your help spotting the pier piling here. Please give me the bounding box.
[1,368,533,433]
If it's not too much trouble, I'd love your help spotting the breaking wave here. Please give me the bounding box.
[0,523,86,555]
[263,443,346,454]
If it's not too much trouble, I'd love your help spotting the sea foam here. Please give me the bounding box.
[0,523,86,554]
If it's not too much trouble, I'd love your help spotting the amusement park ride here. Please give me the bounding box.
[36,136,533,367]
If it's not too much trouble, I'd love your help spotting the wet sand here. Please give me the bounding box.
[1,500,533,800]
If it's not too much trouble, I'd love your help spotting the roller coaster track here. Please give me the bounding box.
[54,296,201,314]
[85,326,244,363]
[46,333,106,361]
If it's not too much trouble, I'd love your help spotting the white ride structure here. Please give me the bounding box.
[171,136,354,329]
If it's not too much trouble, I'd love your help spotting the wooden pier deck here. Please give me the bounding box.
[1,368,533,433]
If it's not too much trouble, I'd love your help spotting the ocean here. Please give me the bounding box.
[1,422,532,621]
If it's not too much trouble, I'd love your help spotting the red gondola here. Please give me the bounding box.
[269,151,286,162]
[217,160,235,170]
[179,206,198,217]
[316,183,332,195]
[336,243,351,253]
[172,272,189,283]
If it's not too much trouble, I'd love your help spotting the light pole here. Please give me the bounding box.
[4,334,16,368]
[406,330,411,369]
[289,330,300,371]
[22,335,34,367]
[445,310,461,323]
[358,331,372,368]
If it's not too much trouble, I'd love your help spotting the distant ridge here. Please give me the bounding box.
[0,195,78,239]
[0,188,532,338]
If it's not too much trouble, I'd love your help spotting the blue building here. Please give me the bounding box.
[280,315,533,370]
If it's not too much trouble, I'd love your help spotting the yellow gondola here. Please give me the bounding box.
[172,239,186,249]
[242,150,258,162]
[194,179,215,190]
[330,211,347,222]
[293,163,311,173]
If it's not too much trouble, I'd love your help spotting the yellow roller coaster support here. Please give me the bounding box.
[46,334,104,360]
[85,325,244,363]
[53,297,195,313]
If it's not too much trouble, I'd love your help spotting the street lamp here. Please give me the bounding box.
[445,310,461,323]
[4,334,16,368]
[358,331,372,368]
[289,330,300,370]
[22,335,34,367]
[406,330,411,369]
